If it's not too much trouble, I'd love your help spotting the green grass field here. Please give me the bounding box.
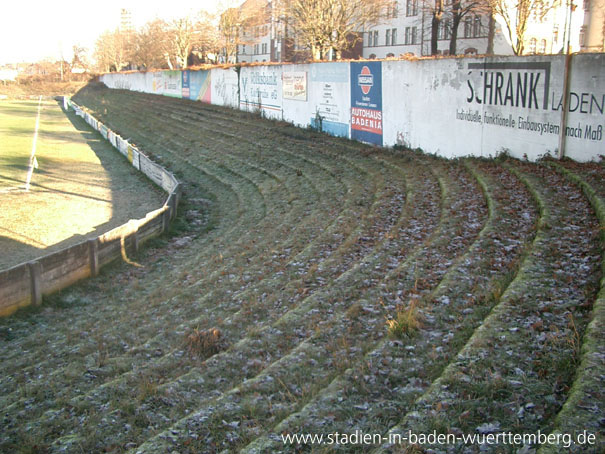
[0,99,164,269]
[0,85,603,453]
[0,99,41,188]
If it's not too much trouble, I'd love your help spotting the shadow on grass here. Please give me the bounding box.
[0,99,165,271]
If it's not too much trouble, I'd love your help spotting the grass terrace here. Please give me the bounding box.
[0,83,602,454]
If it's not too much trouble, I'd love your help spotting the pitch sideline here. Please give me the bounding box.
[24,95,43,192]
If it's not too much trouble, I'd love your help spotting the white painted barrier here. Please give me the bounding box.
[100,54,605,162]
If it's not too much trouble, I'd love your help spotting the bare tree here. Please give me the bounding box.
[194,12,222,63]
[487,0,556,54]
[448,0,490,54]
[221,0,270,62]
[276,0,388,60]
[94,29,134,72]
[430,0,445,55]
[132,19,171,70]
[167,17,200,69]
[71,45,89,71]
[486,8,496,54]
[219,7,246,63]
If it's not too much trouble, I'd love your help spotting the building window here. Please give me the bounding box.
[473,16,481,37]
[553,25,559,43]
[262,43,268,54]
[374,30,379,46]
[406,0,418,16]
[368,31,373,47]
[405,26,417,45]
[438,21,451,40]
[444,20,451,40]
[464,17,472,38]
[538,39,546,53]
[580,25,587,46]
[242,44,246,54]
[532,3,547,22]
[387,1,399,18]
[529,38,537,54]
[386,28,397,46]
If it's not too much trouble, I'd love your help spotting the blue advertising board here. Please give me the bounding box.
[350,61,383,146]
[182,70,212,102]
[182,71,190,99]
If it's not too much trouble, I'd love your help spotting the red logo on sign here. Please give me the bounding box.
[358,66,374,95]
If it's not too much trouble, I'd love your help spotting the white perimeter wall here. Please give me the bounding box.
[101,54,605,162]
[211,68,239,108]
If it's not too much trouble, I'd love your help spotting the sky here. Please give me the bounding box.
[0,0,238,65]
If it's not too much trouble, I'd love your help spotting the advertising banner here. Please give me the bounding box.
[152,71,181,97]
[182,70,190,99]
[132,149,140,170]
[240,66,283,119]
[350,61,383,146]
[283,72,307,101]
[99,124,108,140]
[189,70,212,102]
[117,137,128,156]
[310,63,350,137]
[211,68,239,107]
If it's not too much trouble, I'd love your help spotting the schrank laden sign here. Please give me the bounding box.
[351,62,383,146]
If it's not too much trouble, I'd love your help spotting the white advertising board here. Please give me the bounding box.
[211,68,239,108]
[239,66,283,119]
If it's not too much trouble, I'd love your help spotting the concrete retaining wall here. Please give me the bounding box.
[0,99,181,317]
[101,53,605,162]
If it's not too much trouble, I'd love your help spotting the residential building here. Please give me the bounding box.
[235,0,273,62]
[521,0,593,54]
[579,0,605,51]
[362,0,510,58]
[363,0,601,58]
[231,0,603,62]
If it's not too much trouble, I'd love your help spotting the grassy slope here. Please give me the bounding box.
[0,84,602,454]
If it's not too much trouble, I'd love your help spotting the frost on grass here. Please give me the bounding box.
[0,86,602,454]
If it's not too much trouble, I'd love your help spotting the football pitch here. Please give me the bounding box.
[0,98,164,270]
[0,98,43,190]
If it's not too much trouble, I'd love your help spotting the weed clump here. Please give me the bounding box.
[386,302,422,339]
[185,327,227,359]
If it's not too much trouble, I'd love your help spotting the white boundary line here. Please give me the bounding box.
[24,95,43,192]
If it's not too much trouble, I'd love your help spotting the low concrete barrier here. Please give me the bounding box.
[0,98,181,317]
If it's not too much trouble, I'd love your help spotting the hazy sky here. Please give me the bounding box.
[0,0,235,64]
